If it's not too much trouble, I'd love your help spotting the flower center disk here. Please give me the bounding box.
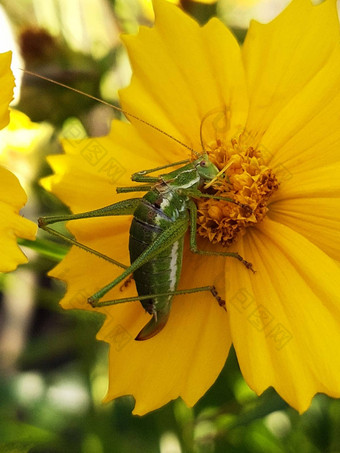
[197,133,279,246]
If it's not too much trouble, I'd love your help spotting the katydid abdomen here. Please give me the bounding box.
[129,183,188,340]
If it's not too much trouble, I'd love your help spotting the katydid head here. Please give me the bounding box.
[163,154,219,192]
[195,154,219,182]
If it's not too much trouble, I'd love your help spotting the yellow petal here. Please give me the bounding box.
[227,218,340,412]
[266,163,340,261]
[243,0,340,145]
[0,167,37,272]
[99,245,230,415]
[260,45,340,174]
[269,198,340,262]
[201,18,248,135]
[120,0,247,155]
[0,51,14,130]
[270,162,340,202]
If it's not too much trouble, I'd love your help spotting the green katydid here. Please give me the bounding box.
[33,71,253,341]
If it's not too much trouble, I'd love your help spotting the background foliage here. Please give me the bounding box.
[0,0,339,451]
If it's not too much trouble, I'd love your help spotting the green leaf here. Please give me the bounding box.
[18,238,68,261]
[0,440,39,453]
[0,419,57,449]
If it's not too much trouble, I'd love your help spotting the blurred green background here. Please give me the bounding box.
[1,0,339,452]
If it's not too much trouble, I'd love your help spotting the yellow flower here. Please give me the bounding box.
[42,0,340,414]
[0,52,37,273]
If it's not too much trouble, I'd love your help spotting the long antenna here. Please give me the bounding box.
[21,69,197,155]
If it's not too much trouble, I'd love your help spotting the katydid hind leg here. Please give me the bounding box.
[38,197,141,227]
[91,285,223,307]
[40,225,128,269]
[91,285,226,340]
[38,198,141,268]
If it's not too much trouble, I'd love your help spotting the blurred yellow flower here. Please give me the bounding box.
[141,0,216,22]
[219,0,290,28]
[0,53,14,130]
[0,52,37,272]
[0,109,47,155]
[0,109,53,184]
[42,0,340,415]
[139,0,178,21]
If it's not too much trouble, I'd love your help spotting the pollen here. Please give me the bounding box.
[196,132,279,247]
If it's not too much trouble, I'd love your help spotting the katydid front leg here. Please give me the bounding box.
[182,189,252,214]
[131,159,190,183]
[116,159,192,191]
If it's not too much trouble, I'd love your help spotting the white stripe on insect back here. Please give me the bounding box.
[173,168,200,189]
[179,176,200,189]
[160,191,172,210]
[169,240,179,291]
[152,192,173,227]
